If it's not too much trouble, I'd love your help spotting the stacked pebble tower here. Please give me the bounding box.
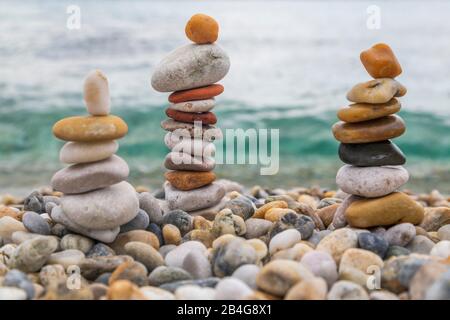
[50,70,139,243]
[332,43,424,228]
[151,14,230,214]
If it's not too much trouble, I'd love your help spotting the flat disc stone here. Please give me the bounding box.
[339,140,406,166]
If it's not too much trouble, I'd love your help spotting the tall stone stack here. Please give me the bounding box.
[50,70,139,243]
[151,14,230,214]
[332,43,424,228]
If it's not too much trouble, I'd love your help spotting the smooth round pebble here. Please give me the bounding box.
[269,229,301,255]
[214,278,253,300]
[22,212,51,235]
[231,264,260,289]
[383,223,416,247]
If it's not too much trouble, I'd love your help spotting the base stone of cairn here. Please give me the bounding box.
[50,70,139,243]
[151,14,230,216]
[331,43,424,230]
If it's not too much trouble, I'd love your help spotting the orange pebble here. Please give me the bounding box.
[168,84,224,103]
[185,13,219,44]
[360,43,402,78]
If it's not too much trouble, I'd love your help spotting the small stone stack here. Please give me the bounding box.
[151,14,230,214]
[332,43,424,228]
[50,70,139,243]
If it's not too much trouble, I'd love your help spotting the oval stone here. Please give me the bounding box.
[166,108,217,125]
[170,99,215,113]
[164,182,225,212]
[84,70,110,116]
[346,78,406,104]
[164,133,216,157]
[336,165,409,198]
[360,43,402,79]
[51,155,129,194]
[345,192,425,228]
[60,181,139,230]
[339,140,405,167]
[332,115,405,143]
[337,98,401,123]
[53,115,128,142]
[161,119,222,141]
[169,84,224,103]
[22,211,51,235]
[60,140,118,164]
[164,152,215,172]
[165,171,216,191]
[151,44,230,92]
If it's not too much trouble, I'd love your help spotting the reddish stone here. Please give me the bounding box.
[168,84,224,103]
[165,108,217,125]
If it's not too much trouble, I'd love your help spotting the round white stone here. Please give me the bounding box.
[60,140,118,164]
[170,99,215,113]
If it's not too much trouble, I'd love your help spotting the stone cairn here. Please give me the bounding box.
[50,70,139,243]
[331,43,424,229]
[151,14,230,214]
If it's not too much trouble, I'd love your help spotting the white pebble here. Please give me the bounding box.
[84,69,110,115]
[214,278,253,300]
[269,229,301,255]
[430,240,450,258]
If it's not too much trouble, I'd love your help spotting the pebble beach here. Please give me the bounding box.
[0,6,449,302]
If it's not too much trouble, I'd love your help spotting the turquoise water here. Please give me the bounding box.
[0,0,449,194]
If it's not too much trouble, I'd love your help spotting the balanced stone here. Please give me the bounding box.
[339,140,406,166]
[337,98,400,123]
[332,115,405,143]
[84,70,110,116]
[164,133,215,157]
[185,13,219,44]
[60,141,118,164]
[345,192,425,228]
[170,99,215,113]
[360,43,402,79]
[169,84,224,103]
[165,171,216,191]
[161,119,222,141]
[151,44,230,92]
[166,108,217,125]
[336,165,409,197]
[51,155,129,194]
[165,182,225,212]
[346,78,406,104]
[164,152,215,171]
[60,181,139,230]
[53,115,128,142]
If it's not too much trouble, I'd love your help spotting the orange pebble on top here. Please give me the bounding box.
[360,43,402,79]
[185,13,219,44]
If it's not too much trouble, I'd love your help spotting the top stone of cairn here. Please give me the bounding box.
[84,70,111,116]
[360,43,402,79]
[185,13,219,44]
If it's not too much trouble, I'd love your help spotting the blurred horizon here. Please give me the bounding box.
[0,0,449,195]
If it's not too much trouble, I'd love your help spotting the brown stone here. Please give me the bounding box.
[110,230,160,254]
[253,201,288,219]
[168,84,224,103]
[185,14,219,44]
[166,108,217,124]
[345,192,425,228]
[337,98,401,123]
[347,78,406,104]
[265,208,295,222]
[165,171,216,191]
[332,115,405,143]
[106,280,146,300]
[419,207,450,231]
[317,203,340,227]
[360,43,402,78]
[162,224,182,245]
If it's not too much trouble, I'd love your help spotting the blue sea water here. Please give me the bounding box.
[0,0,449,194]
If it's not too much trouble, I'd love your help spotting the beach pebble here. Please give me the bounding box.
[164,152,216,171]
[120,209,150,233]
[170,99,215,113]
[317,203,340,227]
[339,248,384,286]
[161,210,193,235]
[3,269,35,299]
[246,239,268,261]
[256,260,314,297]
[8,236,58,272]
[358,232,389,257]
[59,181,139,230]
[272,243,313,262]
[111,230,160,255]
[175,285,215,300]
[347,78,406,104]
[327,280,369,300]
[60,141,118,164]
[406,235,435,254]
[244,218,272,239]
[164,133,216,156]
[385,245,410,259]
[83,69,110,116]
[409,262,449,300]
[419,207,450,231]
[214,278,253,300]
[140,286,175,300]
[22,211,51,235]
[79,255,133,280]
[269,229,301,255]
[381,255,430,293]
[52,155,129,194]
[151,44,230,92]
[424,269,450,300]
[285,277,328,300]
[106,280,145,300]
[0,287,27,300]
[60,234,94,254]
[223,196,255,220]
[231,264,260,289]
[316,228,358,263]
[300,251,338,287]
[339,140,405,166]
[165,171,216,191]
[52,115,128,142]
[47,249,85,269]
[430,241,450,258]
[0,216,27,241]
[0,244,17,265]
[50,223,68,238]
[269,213,315,240]
[165,241,207,269]
[169,84,224,103]
[185,13,219,44]
[165,182,225,212]
[212,209,246,237]
[148,266,193,286]
[86,243,115,258]
[370,290,400,300]
[383,223,416,246]
[336,165,408,198]
[308,230,332,246]
[337,99,401,123]
[163,224,181,245]
[161,277,219,293]
[148,223,164,246]
[437,225,450,241]
[23,191,45,214]
[166,108,217,125]
[212,238,258,277]
[138,192,163,225]
[345,192,424,228]
[182,250,212,279]
[109,260,148,287]
[124,241,164,272]
[89,283,108,300]
[360,43,402,78]
[40,264,67,287]
[10,231,52,245]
